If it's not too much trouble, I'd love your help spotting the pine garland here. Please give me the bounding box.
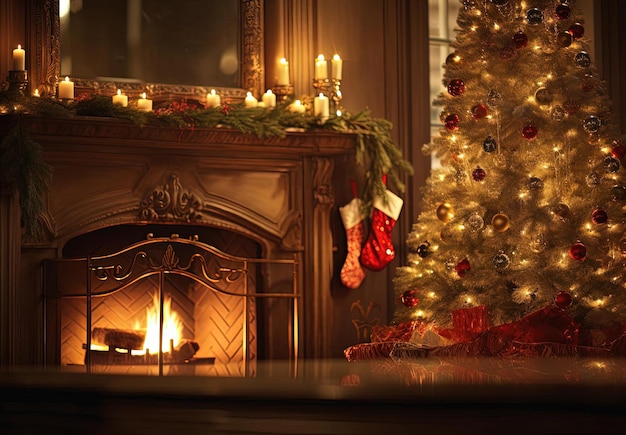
[0,93,413,239]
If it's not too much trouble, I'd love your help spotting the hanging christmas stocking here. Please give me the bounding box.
[339,192,367,289]
[360,186,403,271]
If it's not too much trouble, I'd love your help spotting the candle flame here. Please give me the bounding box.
[64,76,70,82]
[117,89,121,96]
[142,92,146,99]
[17,44,21,50]
[280,57,288,65]
[333,54,341,61]
[317,54,325,61]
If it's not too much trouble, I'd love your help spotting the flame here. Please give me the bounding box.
[134,293,183,355]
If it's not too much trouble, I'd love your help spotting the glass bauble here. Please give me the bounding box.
[530,232,547,253]
[551,203,571,221]
[603,156,621,173]
[487,89,502,106]
[521,123,538,140]
[401,290,419,307]
[436,203,454,222]
[467,213,485,231]
[528,177,543,189]
[492,213,510,232]
[445,113,460,130]
[582,116,601,133]
[611,185,626,201]
[512,31,528,49]
[493,252,510,271]
[455,258,471,277]
[446,52,460,65]
[526,8,543,25]
[471,103,488,119]
[552,105,565,121]
[483,136,497,153]
[586,171,601,187]
[575,51,591,68]
[448,79,466,96]
[568,242,587,261]
[534,87,553,104]
[555,4,571,20]
[472,166,486,181]
[417,241,431,258]
[557,31,572,48]
[554,291,573,309]
[568,23,584,39]
[592,208,608,225]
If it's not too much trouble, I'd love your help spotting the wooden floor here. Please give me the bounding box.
[2,358,626,434]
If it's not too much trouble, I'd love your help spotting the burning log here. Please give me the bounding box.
[85,338,202,366]
[92,327,145,350]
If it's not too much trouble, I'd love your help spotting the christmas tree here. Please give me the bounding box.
[393,0,626,336]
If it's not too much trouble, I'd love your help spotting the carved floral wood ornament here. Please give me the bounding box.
[139,175,203,223]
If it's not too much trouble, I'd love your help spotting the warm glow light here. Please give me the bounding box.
[428,292,436,298]
[494,23,500,30]
[134,293,183,355]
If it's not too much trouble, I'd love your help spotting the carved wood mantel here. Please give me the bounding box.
[0,115,356,365]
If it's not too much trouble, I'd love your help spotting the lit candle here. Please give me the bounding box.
[206,89,221,108]
[244,91,258,108]
[332,54,343,80]
[289,99,306,114]
[277,57,290,86]
[314,93,329,121]
[315,54,328,80]
[12,44,25,71]
[137,92,152,111]
[262,89,276,108]
[58,76,74,100]
[33,89,40,97]
[112,89,128,107]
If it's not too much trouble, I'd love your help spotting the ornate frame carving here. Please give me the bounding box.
[30,0,264,102]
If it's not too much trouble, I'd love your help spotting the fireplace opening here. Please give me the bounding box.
[43,224,299,377]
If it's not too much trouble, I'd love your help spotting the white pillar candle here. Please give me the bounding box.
[314,93,329,121]
[244,91,258,108]
[58,76,74,99]
[332,54,343,80]
[262,89,276,108]
[13,44,25,70]
[137,92,152,111]
[315,54,328,80]
[112,89,128,107]
[289,99,306,114]
[206,89,221,108]
[277,57,290,86]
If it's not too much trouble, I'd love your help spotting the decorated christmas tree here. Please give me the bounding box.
[393,0,626,342]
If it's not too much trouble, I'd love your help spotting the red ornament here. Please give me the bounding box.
[472,166,486,181]
[555,4,571,20]
[611,140,626,159]
[521,124,538,140]
[512,31,528,48]
[447,79,466,96]
[563,100,580,115]
[568,242,587,261]
[444,114,460,130]
[455,259,471,277]
[499,46,515,60]
[554,291,573,309]
[401,290,419,307]
[591,208,608,225]
[471,103,488,120]
[568,23,584,40]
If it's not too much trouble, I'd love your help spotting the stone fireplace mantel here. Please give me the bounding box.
[0,115,357,367]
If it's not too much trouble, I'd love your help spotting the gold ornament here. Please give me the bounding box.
[491,213,510,232]
[436,203,454,222]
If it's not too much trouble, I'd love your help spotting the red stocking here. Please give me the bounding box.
[360,187,403,271]
[339,197,366,289]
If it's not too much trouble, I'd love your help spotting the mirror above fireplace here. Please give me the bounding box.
[30,0,264,102]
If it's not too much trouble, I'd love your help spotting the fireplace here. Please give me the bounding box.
[0,115,356,370]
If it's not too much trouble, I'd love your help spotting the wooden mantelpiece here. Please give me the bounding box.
[0,115,357,367]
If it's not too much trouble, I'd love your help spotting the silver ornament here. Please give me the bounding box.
[586,171,602,187]
[575,51,591,68]
[493,252,510,271]
[552,105,565,121]
[534,87,553,105]
[604,156,621,173]
[467,213,485,231]
[526,8,543,25]
[582,116,601,133]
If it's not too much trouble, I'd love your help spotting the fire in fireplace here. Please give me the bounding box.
[43,229,299,377]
